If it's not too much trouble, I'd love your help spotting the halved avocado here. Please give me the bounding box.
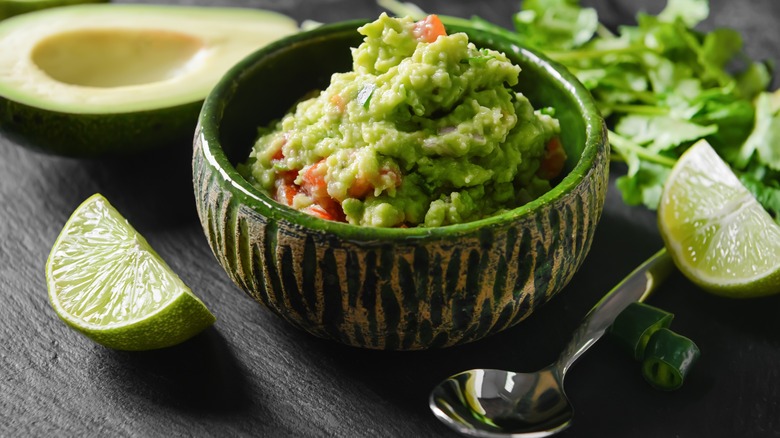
[0,4,298,156]
[0,0,107,20]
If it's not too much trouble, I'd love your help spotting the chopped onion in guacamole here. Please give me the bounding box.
[239,13,563,227]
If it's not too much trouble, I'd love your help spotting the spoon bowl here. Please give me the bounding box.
[430,249,674,437]
[431,367,572,438]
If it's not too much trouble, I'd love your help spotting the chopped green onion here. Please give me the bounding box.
[608,302,700,391]
[460,56,494,65]
[461,49,495,65]
[641,328,700,391]
[357,83,376,108]
[608,302,674,360]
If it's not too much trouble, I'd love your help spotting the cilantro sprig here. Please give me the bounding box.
[511,0,777,219]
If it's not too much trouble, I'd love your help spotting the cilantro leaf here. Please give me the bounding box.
[615,114,718,153]
[513,0,598,50]
[737,90,780,169]
[740,171,780,224]
[657,0,709,27]
[615,161,671,209]
[755,91,780,170]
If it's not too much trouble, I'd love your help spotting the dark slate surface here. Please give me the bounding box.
[2,0,779,436]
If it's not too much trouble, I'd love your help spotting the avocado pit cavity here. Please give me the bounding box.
[31,29,204,88]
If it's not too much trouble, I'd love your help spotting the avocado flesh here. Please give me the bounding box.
[0,4,298,156]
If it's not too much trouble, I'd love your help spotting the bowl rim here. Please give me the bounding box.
[197,18,606,241]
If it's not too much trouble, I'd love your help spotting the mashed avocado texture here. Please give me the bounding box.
[240,13,561,227]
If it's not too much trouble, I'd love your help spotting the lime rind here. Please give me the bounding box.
[659,140,780,297]
[46,193,216,350]
[56,290,216,351]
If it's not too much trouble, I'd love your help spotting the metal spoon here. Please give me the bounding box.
[430,249,674,437]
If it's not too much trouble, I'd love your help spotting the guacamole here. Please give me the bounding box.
[240,14,563,227]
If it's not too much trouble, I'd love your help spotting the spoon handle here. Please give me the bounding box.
[555,248,675,375]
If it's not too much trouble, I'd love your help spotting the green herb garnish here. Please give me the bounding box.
[509,0,777,222]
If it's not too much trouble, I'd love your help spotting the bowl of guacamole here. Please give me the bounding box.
[238,14,564,228]
[193,14,608,350]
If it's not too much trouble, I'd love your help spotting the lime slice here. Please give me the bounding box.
[46,193,215,350]
[658,140,780,298]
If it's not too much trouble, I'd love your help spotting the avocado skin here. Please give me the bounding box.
[0,96,203,157]
[0,0,108,20]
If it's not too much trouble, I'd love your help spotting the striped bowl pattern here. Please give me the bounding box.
[194,135,608,350]
[192,20,609,350]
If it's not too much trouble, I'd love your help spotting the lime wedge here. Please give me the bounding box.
[658,140,780,298]
[46,193,215,350]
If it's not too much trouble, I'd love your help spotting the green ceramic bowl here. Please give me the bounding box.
[193,19,609,350]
